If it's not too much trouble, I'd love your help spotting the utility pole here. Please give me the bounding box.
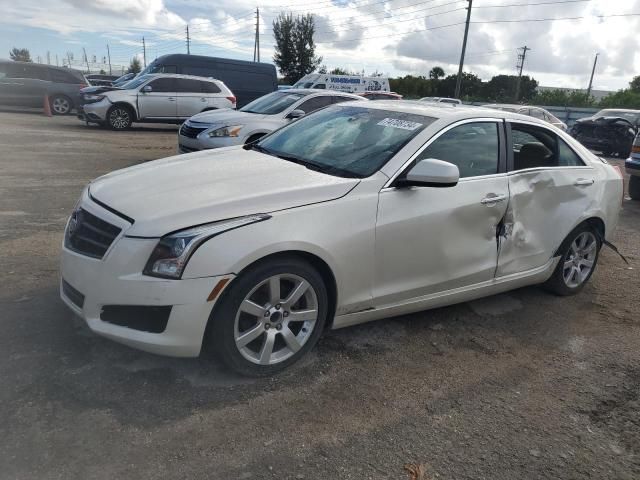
[82,47,90,73]
[46,51,50,64]
[186,25,191,54]
[514,45,530,102]
[253,7,260,62]
[586,53,599,98]
[107,44,112,75]
[142,37,147,68]
[56,54,59,67]
[454,0,472,99]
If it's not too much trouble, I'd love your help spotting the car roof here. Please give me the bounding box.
[334,100,553,126]
[143,73,223,83]
[598,108,640,113]
[279,88,364,99]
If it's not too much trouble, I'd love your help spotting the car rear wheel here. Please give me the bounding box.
[209,257,328,376]
[543,225,601,296]
[50,95,72,115]
[629,175,640,200]
[107,105,133,130]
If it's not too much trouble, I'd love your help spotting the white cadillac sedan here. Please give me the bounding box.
[60,102,623,376]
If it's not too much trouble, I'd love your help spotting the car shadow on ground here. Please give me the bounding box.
[2,279,585,427]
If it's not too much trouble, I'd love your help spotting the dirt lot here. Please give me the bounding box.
[0,111,639,480]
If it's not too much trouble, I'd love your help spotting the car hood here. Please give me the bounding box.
[89,147,359,237]
[80,85,123,95]
[187,109,270,126]
[575,116,635,128]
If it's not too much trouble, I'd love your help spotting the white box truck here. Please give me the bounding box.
[292,74,390,93]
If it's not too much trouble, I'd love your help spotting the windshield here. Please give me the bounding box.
[240,91,306,114]
[257,105,435,178]
[596,109,640,122]
[120,74,151,90]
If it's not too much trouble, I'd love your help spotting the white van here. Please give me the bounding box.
[293,73,390,94]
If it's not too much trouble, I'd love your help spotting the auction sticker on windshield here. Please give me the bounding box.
[377,118,423,130]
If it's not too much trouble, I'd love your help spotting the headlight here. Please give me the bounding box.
[208,125,243,137]
[143,214,270,279]
[84,94,105,103]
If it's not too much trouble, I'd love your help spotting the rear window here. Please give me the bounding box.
[200,80,221,94]
[50,69,81,84]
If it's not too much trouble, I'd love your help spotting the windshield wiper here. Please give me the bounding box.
[243,143,271,153]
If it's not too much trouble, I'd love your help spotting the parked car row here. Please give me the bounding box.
[60,99,624,375]
[483,103,568,131]
[570,109,640,158]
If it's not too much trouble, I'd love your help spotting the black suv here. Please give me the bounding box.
[0,61,87,114]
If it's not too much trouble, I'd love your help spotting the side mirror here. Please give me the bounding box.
[396,158,459,188]
[142,85,152,93]
[286,109,305,120]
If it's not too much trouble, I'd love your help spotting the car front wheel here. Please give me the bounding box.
[107,105,133,130]
[50,95,72,115]
[209,257,329,376]
[543,225,601,296]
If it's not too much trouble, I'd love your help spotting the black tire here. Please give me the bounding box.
[107,105,134,130]
[629,175,640,201]
[208,257,329,376]
[543,224,601,296]
[50,95,72,115]
[245,133,265,145]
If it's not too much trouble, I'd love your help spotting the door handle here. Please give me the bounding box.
[200,98,207,102]
[480,194,508,205]
[168,97,176,102]
[574,178,594,186]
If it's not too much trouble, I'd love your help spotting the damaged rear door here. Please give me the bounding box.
[496,120,597,277]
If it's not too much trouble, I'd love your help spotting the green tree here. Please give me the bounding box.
[629,76,640,93]
[273,12,322,84]
[429,66,445,80]
[127,56,142,74]
[437,72,483,98]
[599,89,640,109]
[329,67,353,75]
[9,47,32,62]
[483,75,538,102]
[531,89,595,108]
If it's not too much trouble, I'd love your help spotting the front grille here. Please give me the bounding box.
[100,305,172,333]
[62,279,85,309]
[180,123,208,139]
[65,208,122,259]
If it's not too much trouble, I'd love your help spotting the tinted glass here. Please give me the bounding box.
[332,96,353,104]
[50,69,79,84]
[148,78,175,92]
[200,80,221,93]
[416,122,499,178]
[125,75,152,89]
[11,64,48,80]
[297,96,333,113]
[240,91,306,114]
[597,109,640,123]
[511,123,584,170]
[258,106,434,178]
[175,78,202,93]
[314,84,326,89]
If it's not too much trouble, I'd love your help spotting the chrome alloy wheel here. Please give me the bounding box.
[234,274,318,365]
[562,231,597,288]
[52,96,71,114]
[109,108,130,129]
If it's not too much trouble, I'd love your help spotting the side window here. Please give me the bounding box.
[296,96,333,113]
[314,84,326,89]
[557,138,584,166]
[176,78,202,93]
[147,78,175,92]
[416,122,499,178]
[510,123,584,170]
[50,69,77,84]
[22,65,49,81]
[529,108,545,120]
[200,81,221,94]
[331,95,353,105]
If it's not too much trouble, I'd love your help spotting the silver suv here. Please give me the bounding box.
[79,74,236,130]
[177,89,365,153]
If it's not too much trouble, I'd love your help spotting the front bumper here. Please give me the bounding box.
[626,156,640,176]
[78,98,111,123]
[177,131,243,154]
[59,199,233,357]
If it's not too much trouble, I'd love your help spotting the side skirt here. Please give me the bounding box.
[331,257,559,330]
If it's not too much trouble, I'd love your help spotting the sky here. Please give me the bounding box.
[0,0,638,91]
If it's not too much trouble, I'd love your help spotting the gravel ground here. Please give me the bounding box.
[0,111,638,480]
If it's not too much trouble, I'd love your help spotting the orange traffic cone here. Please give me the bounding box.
[43,94,52,117]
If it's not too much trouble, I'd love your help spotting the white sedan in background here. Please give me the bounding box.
[60,102,623,376]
